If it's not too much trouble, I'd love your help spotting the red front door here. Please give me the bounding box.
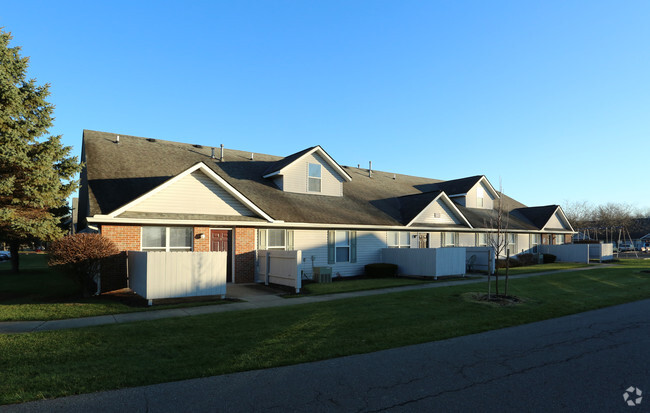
[211,230,232,282]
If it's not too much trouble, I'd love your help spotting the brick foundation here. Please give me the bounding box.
[234,227,256,283]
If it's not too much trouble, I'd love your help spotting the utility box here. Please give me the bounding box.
[313,266,332,283]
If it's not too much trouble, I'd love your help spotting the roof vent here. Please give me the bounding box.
[115,135,120,144]
[250,152,254,161]
[393,173,396,180]
[193,144,203,149]
[369,161,372,178]
[220,144,224,162]
[211,148,216,159]
[147,138,156,143]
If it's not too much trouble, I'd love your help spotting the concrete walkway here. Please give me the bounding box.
[0,266,606,334]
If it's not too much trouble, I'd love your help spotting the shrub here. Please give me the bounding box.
[49,234,119,297]
[364,263,398,278]
[496,257,520,269]
[543,253,557,264]
[517,253,536,266]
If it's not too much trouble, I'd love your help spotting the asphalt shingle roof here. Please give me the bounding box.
[79,130,567,231]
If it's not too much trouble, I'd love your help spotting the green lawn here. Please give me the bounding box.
[296,275,472,296]
[0,255,226,321]
[1,259,648,405]
[500,262,590,276]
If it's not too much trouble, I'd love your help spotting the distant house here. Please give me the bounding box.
[77,130,575,285]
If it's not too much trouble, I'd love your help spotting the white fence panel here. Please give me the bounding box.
[465,247,495,274]
[258,250,302,293]
[539,245,589,264]
[381,248,466,278]
[128,251,227,300]
[586,243,614,262]
[128,251,148,297]
[435,248,466,276]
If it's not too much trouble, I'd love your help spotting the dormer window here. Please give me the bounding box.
[308,163,322,192]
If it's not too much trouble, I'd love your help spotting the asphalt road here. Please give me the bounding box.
[4,299,650,412]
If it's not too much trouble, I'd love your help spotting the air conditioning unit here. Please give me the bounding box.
[313,267,332,283]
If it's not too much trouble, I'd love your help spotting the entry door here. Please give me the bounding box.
[211,230,232,282]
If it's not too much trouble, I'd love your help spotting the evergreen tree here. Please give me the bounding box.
[0,29,81,272]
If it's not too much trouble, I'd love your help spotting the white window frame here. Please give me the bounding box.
[267,229,287,250]
[555,234,564,245]
[388,231,410,248]
[335,230,350,262]
[142,226,193,252]
[308,163,322,193]
[476,232,488,247]
[477,186,486,208]
[442,232,456,247]
[507,233,516,255]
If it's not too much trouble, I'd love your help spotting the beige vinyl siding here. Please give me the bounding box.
[546,211,569,230]
[429,232,442,248]
[293,230,385,277]
[129,170,255,216]
[281,153,344,196]
[466,181,495,209]
[411,199,462,225]
[458,232,475,247]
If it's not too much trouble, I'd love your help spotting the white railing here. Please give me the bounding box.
[258,250,303,293]
[128,251,227,301]
[380,247,466,279]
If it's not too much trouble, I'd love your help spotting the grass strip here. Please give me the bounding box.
[1,259,648,405]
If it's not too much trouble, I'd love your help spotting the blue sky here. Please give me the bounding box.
[2,1,649,212]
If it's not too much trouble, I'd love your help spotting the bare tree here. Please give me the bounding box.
[485,180,510,297]
[562,200,594,231]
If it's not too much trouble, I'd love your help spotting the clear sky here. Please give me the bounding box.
[2,1,649,211]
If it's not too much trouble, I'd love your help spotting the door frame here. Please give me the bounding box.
[210,228,233,282]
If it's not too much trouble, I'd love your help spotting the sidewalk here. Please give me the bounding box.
[0,266,603,334]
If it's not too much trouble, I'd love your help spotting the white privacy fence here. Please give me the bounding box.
[538,244,590,263]
[258,250,303,293]
[380,247,466,279]
[128,251,227,301]
[465,247,495,274]
[588,243,614,262]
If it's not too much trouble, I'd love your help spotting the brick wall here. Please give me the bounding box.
[194,226,210,252]
[234,227,256,283]
[101,225,141,251]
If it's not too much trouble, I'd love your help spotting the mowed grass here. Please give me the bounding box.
[297,275,472,296]
[0,255,225,321]
[1,259,649,405]
[500,262,589,276]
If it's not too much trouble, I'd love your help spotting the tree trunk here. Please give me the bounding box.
[505,248,510,297]
[9,241,20,273]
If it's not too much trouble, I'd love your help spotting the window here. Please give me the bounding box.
[477,187,484,208]
[327,230,357,264]
[308,163,322,192]
[442,232,456,247]
[267,229,286,250]
[476,233,488,247]
[258,229,293,250]
[335,230,350,262]
[142,226,192,251]
[388,231,410,248]
[530,233,540,253]
[555,234,564,245]
[507,233,516,255]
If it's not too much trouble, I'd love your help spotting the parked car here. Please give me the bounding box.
[0,251,11,261]
[618,243,634,252]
